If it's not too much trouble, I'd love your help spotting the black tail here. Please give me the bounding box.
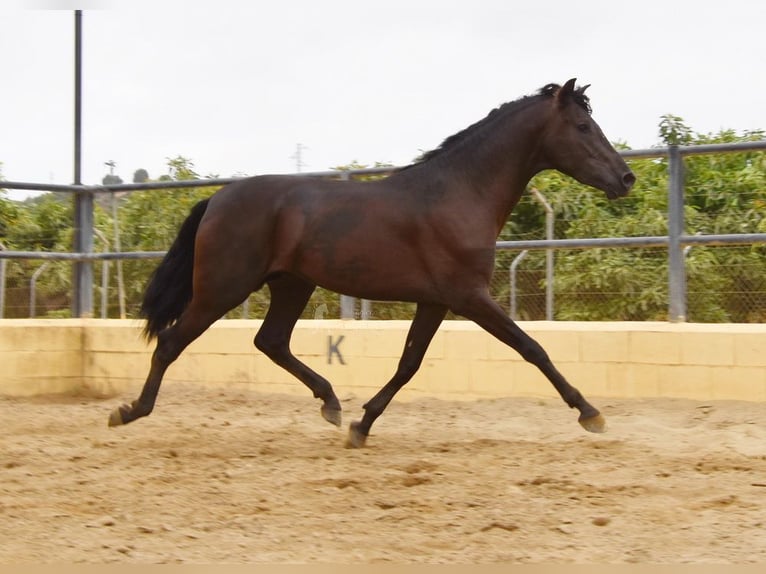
[140,198,210,340]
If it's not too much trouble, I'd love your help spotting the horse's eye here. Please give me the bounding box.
[577,123,590,133]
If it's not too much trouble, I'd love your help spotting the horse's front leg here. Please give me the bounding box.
[255,275,342,427]
[456,290,606,433]
[347,303,447,448]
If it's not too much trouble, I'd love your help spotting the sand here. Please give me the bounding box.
[1,383,765,563]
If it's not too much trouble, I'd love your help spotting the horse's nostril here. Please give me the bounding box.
[622,172,636,189]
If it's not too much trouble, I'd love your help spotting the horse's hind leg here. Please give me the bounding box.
[108,300,232,427]
[347,302,447,448]
[254,274,342,426]
[109,248,255,427]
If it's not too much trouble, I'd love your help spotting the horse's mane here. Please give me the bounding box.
[400,83,591,171]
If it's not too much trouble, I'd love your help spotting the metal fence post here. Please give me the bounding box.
[94,229,109,318]
[73,189,94,317]
[0,241,6,318]
[530,188,554,320]
[509,250,529,320]
[338,170,357,319]
[667,145,686,322]
[71,10,94,318]
[30,262,50,318]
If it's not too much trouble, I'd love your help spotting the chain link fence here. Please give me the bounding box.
[4,245,765,322]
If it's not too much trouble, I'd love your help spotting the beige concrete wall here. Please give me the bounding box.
[0,319,85,396]
[1,319,765,401]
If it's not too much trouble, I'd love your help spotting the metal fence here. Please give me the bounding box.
[2,141,766,321]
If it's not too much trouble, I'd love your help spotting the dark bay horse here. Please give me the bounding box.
[109,79,635,447]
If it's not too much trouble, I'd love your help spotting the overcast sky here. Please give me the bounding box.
[2,0,765,199]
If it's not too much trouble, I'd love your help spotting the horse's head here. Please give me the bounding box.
[539,79,635,199]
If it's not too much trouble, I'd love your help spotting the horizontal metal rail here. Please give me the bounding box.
[497,236,668,251]
[0,168,395,194]
[0,250,166,261]
[496,232,766,251]
[2,141,765,195]
[3,233,765,262]
[618,140,766,160]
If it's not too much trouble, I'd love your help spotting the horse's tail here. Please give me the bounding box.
[140,198,211,340]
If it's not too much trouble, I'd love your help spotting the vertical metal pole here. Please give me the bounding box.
[73,11,82,187]
[510,250,529,320]
[73,189,94,318]
[339,295,357,319]
[100,260,109,318]
[0,242,6,318]
[531,188,555,321]
[544,212,554,320]
[30,262,51,318]
[667,145,686,322]
[72,9,93,317]
[360,298,372,320]
[338,170,357,319]
[111,192,126,318]
[0,260,5,318]
[93,229,109,318]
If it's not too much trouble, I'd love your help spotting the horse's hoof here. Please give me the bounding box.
[579,412,607,433]
[108,406,125,427]
[321,404,342,427]
[345,421,367,449]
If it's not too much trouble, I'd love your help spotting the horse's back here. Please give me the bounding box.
[195,175,429,297]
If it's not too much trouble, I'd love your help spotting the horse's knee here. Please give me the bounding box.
[397,355,423,380]
[518,340,549,366]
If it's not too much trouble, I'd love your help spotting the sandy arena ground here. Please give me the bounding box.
[1,383,765,564]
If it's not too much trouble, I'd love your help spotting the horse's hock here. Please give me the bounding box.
[2,318,765,402]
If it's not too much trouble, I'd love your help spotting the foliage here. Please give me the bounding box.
[113,157,223,316]
[509,120,766,322]
[1,191,76,316]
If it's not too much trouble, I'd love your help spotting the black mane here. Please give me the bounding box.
[401,83,591,171]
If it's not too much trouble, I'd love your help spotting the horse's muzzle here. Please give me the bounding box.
[607,171,636,200]
[621,171,636,192]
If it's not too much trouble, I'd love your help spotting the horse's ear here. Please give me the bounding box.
[556,78,578,108]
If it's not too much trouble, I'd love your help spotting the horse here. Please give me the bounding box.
[108,78,635,448]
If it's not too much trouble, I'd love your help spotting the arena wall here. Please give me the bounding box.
[1,319,765,401]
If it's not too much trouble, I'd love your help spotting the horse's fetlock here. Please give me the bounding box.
[563,389,584,409]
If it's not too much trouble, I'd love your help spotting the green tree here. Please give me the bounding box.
[113,156,221,315]
[659,114,694,145]
[517,118,766,322]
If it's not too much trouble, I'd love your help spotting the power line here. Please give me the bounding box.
[290,143,308,172]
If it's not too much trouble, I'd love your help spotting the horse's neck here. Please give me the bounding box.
[395,109,547,233]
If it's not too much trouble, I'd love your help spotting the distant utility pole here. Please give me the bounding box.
[291,143,308,172]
